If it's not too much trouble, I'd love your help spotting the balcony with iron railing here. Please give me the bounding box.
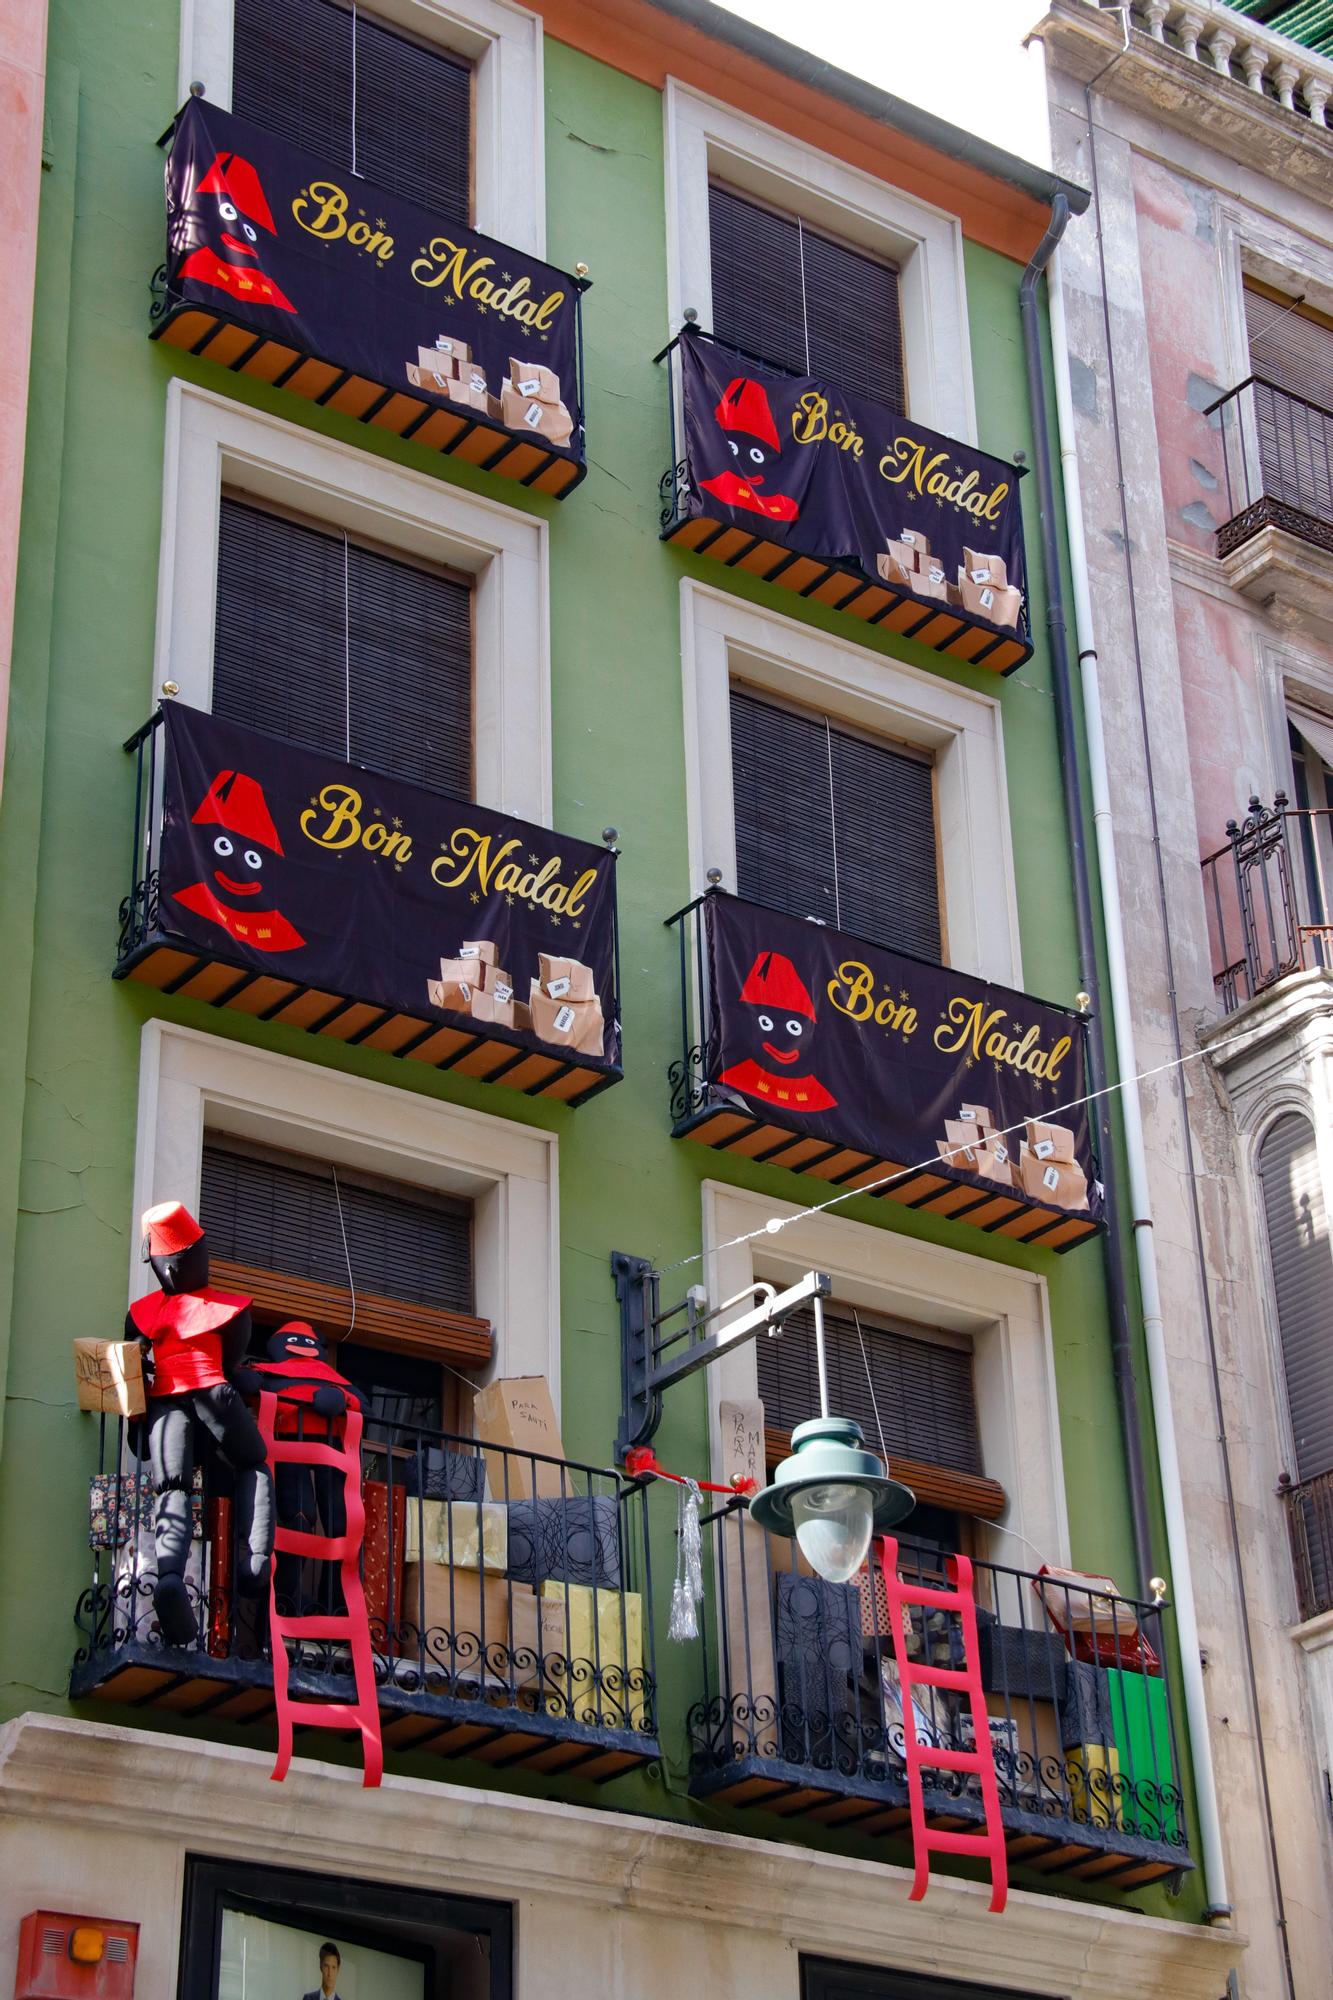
[1206,376,1333,564]
[1201,795,1333,1010]
[1279,1468,1333,1621]
[687,1509,1190,1891]
[74,1396,658,1783]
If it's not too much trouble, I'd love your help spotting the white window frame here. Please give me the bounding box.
[663,80,976,444]
[178,0,546,255]
[131,1019,562,1400]
[680,579,1022,986]
[700,1181,1071,1575]
[153,379,552,824]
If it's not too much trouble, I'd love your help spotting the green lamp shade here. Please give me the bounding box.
[749,1416,916,1583]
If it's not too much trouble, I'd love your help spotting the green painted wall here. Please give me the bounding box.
[0,3,1196,1925]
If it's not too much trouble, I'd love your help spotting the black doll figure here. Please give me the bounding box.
[718,949,838,1114]
[698,377,801,523]
[127,1202,274,1646]
[236,1324,367,1618]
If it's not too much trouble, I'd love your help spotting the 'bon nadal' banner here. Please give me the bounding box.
[162,96,583,461]
[158,703,619,1066]
[678,335,1027,639]
[702,894,1100,1220]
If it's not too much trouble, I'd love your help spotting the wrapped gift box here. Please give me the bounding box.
[508,358,562,402]
[363,1477,407,1636]
[473,1376,565,1501]
[504,1494,621,1589]
[536,954,596,1002]
[539,1581,645,1729]
[404,1497,507,1571]
[73,1338,146,1417]
[1108,1663,1178,1840]
[529,984,605,1055]
[90,1468,202,1548]
[1024,1118,1078,1163]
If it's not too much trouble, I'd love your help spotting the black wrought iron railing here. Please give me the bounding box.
[1206,376,1333,559]
[74,1393,658,1768]
[688,1506,1189,1879]
[1201,797,1333,1010]
[1279,1468,1333,1622]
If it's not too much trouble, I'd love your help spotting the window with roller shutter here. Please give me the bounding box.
[1258,1112,1333,1482]
[756,1300,1005,1526]
[213,494,473,797]
[197,1138,489,1417]
[729,683,942,961]
[1242,284,1333,527]
[708,181,906,410]
[231,0,472,221]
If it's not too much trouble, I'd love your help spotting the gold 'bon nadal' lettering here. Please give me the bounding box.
[933,997,1071,1083]
[301,785,414,861]
[410,239,565,327]
[431,828,596,919]
[826,961,918,1037]
[291,183,395,262]
[791,392,864,457]
[879,437,1009,522]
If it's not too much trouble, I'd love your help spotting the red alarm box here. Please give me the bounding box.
[14,1913,138,1998]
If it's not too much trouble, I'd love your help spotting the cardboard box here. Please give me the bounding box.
[884,538,922,575]
[897,527,931,558]
[913,569,949,602]
[473,1375,565,1500]
[400,1559,512,1648]
[539,1581,645,1728]
[877,553,915,588]
[432,957,480,1011]
[974,1140,1017,1188]
[404,1498,508,1571]
[509,358,562,402]
[1024,1119,1077,1164]
[963,546,1008,589]
[422,336,470,368]
[537,954,596,1003]
[500,382,574,445]
[74,1338,146,1417]
[959,1103,995,1131]
[529,985,605,1056]
[942,1117,987,1167]
[959,575,1003,619]
[460,939,497,966]
[719,1398,779,1755]
[987,584,1023,630]
[407,361,464,396]
[468,986,516,1030]
[513,999,533,1036]
[1019,1151,1089,1212]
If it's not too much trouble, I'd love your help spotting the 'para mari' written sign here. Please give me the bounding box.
[691,893,1101,1246]
[149,703,619,1077]
[673,334,1030,671]
[156,96,585,489]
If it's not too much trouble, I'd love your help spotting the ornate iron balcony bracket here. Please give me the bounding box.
[613,1252,829,1458]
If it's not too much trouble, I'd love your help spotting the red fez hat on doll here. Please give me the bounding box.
[191,769,285,855]
[738,951,817,1021]
[714,376,782,453]
[197,150,278,232]
[141,1200,205,1258]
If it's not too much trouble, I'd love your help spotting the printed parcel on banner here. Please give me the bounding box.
[677,335,1027,640]
[701,894,1101,1221]
[155,702,619,1069]
[160,94,584,461]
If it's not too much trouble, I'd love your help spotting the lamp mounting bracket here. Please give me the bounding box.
[613,1252,830,1459]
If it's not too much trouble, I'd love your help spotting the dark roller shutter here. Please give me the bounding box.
[232,0,471,220]
[757,1303,983,1477]
[709,182,905,410]
[1243,287,1333,522]
[214,496,473,796]
[200,1141,473,1314]
[1259,1113,1333,1481]
[730,686,941,959]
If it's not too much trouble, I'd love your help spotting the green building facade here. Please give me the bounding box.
[0,1,1240,1995]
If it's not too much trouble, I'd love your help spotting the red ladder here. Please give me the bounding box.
[878,1535,1007,1913]
[256,1394,383,1787]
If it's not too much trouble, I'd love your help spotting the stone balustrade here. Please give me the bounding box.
[1127,0,1333,124]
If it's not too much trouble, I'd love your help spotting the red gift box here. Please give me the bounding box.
[363,1479,406,1636]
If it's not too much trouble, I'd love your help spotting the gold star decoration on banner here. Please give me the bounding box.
[505,893,515,906]
[573,921,581,931]
[470,891,481,904]
[391,816,403,830]
[551,916,562,927]
[528,853,539,866]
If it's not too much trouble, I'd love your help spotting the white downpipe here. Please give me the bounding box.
[1045,242,1231,1917]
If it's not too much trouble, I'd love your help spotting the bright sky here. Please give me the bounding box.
[710,0,1053,169]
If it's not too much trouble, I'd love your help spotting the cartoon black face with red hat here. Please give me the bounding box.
[719,950,837,1113]
[171,766,307,954]
[177,148,297,313]
[699,377,801,523]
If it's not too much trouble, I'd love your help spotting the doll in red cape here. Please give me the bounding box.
[699,376,801,523]
[127,1202,273,1646]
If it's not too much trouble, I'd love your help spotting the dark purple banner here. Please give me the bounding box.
[702,893,1099,1220]
[158,703,618,1067]
[679,335,1027,642]
[161,96,583,463]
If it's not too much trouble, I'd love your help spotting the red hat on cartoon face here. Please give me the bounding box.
[141,1200,205,1258]
[738,951,816,1021]
[191,769,284,855]
[197,150,277,233]
[714,377,781,453]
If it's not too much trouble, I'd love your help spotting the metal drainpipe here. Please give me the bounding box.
[1018,198,1235,1919]
[1017,197,1155,1604]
